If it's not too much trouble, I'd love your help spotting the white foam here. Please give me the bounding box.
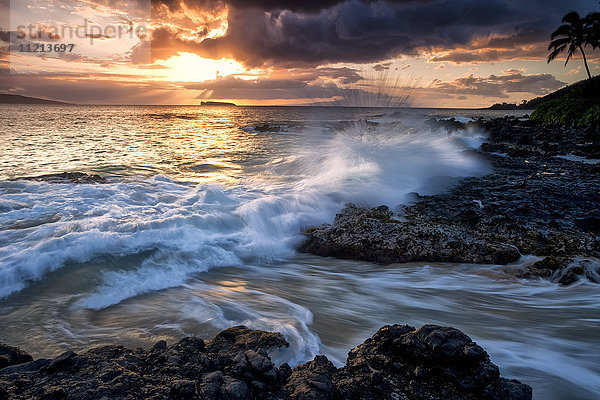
[554,154,600,164]
[176,281,322,366]
[479,337,600,398]
[0,119,488,302]
[78,249,239,310]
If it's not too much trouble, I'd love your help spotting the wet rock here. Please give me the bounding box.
[169,379,197,398]
[42,351,76,373]
[0,324,531,400]
[516,256,573,280]
[0,358,50,374]
[532,256,572,271]
[284,355,336,399]
[334,324,531,400]
[14,172,106,184]
[40,386,68,400]
[576,216,600,234]
[558,269,580,286]
[302,203,521,265]
[480,118,598,159]
[0,343,33,369]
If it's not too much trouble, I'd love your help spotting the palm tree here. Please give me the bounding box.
[547,11,591,79]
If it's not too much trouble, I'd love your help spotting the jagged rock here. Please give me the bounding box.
[0,343,33,369]
[302,203,521,265]
[284,355,336,399]
[0,324,531,400]
[334,324,531,400]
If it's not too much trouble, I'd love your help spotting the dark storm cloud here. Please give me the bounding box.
[315,67,363,83]
[228,0,437,13]
[152,0,599,67]
[225,0,344,12]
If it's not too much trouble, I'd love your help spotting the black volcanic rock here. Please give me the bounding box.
[335,324,531,400]
[13,172,106,184]
[302,203,521,265]
[0,344,33,370]
[479,117,599,158]
[0,324,531,400]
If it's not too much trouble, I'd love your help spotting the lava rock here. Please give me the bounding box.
[0,324,531,400]
[13,172,106,184]
[0,343,33,369]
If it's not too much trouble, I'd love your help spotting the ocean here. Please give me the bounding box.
[0,105,598,399]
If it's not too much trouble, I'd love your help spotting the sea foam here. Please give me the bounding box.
[0,119,487,303]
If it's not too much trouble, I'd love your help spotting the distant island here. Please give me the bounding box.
[201,101,236,107]
[0,94,69,105]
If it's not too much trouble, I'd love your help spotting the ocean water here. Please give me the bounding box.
[0,105,598,399]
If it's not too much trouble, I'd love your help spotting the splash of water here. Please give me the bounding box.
[0,114,489,364]
[0,117,487,302]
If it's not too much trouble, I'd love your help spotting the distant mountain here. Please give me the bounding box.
[0,94,69,105]
[201,101,236,107]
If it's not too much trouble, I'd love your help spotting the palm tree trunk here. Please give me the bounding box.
[579,45,592,79]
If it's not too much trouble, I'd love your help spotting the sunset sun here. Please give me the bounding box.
[157,52,247,82]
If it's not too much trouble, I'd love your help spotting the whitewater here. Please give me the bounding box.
[0,105,599,399]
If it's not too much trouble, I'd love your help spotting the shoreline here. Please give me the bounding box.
[302,117,600,285]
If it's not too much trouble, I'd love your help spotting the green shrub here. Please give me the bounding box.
[530,97,600,127]
[580,104,600,127]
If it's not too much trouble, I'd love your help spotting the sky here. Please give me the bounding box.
[1,0,599,107]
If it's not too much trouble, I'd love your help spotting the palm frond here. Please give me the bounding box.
[562,11,581,24]
[585,12,600,49]
[547,43,567,62]
[547,11,590,71]
[548,37,571,50]
[551,24,574,40]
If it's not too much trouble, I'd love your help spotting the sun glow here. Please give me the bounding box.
[157,53,246,82]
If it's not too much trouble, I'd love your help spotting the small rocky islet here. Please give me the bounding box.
[302,116,600,286]
[0,324,531,400]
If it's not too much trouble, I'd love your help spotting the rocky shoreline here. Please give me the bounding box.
[302,117,600,285]
[0,324,531,400]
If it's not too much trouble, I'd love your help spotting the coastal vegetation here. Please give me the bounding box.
[530,76,600,127]
[489,10,600,126]
[530,10,599,126]
[487,76,600,128]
